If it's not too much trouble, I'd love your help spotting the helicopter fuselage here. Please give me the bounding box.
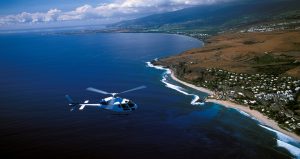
[67,85,145,112]
[98,96,138,112]
[68,96,138,112]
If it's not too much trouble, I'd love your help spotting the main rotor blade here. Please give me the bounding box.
[118,86,146,94]
[86,87,110,95]
[65,95,74,103]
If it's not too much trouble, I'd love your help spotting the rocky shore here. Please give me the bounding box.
[153,30,300,138]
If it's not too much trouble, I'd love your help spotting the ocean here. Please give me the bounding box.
[0,32,299,158]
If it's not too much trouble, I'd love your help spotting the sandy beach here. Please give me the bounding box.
[170,72,214,95]
[170,71,300,142]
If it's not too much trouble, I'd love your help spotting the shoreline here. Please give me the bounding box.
[170,71,300,142]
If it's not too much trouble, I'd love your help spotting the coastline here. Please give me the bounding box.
[170,71,300,142]
[170,72,214,95]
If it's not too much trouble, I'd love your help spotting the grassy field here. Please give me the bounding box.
[155,31,300,79]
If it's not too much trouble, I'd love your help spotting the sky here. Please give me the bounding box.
[0,0,233,30]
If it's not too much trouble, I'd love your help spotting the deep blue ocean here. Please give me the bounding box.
[0,32,299,158]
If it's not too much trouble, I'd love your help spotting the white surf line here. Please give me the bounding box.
[230,107,259,121]
[146,61,261,117]
[146,61,203,105]
[147,60,300,157]
[259,124,300,158]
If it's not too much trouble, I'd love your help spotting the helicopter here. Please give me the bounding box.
[65,85,146,112]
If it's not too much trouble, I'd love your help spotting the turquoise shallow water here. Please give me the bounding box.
[0,32,299,158]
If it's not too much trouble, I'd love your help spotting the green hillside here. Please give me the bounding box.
[108,0,300,34]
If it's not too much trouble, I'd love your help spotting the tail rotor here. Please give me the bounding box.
[65,95,79,111]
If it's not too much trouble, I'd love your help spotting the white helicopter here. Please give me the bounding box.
[65,85,146,112]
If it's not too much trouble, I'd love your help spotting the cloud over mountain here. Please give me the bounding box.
[0,0,232,26]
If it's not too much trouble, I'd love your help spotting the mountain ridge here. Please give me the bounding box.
[108,0,300,33]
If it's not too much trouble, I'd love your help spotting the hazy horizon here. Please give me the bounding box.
[0,0,240,30]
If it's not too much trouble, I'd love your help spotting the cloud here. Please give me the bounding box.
[0,0,232,26]
[0,9,62,25]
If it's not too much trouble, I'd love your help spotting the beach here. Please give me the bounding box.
[170,72,214,95]
[170,71,300,142]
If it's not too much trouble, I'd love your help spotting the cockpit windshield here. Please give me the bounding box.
[128,101,135,107]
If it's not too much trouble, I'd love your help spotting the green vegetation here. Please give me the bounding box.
[109,0,300,36]
[187,68,300,134]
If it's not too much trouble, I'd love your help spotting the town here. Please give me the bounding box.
[195,68,300,134]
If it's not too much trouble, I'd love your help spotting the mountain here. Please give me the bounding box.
[109,0,300,33]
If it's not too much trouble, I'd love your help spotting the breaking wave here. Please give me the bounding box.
[234,109,252,118]
[259,124,300,158]
[232,108,259,121]
[147,60,300,158]
[146,61,204,105]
